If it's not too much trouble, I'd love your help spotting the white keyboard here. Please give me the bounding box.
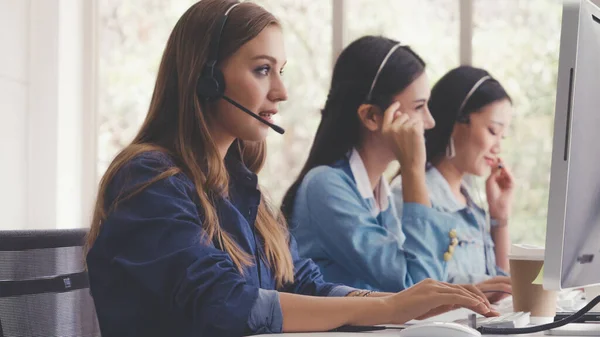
[454,311,531,329]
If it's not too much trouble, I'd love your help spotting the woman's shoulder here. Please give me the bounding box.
[390,167,447,199]
[302,163,355,191]
[125,150,177,170]
[107,149,193,199]
[114,151,174,181]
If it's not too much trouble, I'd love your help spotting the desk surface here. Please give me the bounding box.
[257,289,593,336]
[261,329,569,336]
[258,308,582,337]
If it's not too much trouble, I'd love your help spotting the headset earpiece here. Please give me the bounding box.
[196,3,238,102]
[197,64,226,102]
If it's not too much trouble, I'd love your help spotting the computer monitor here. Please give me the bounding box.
[544,0,600,290]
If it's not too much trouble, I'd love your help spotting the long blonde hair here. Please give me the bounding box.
[86,0,294,288]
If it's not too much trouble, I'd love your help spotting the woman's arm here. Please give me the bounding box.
[381,102,429,207]
[400,168,431,206]
[279,279,496,333]
[486,162,514,272]
[280,293,390,332]
[491,220,510,272]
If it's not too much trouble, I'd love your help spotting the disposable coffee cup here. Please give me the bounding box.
[509,244,558,321]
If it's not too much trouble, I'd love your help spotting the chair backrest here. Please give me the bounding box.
[0,229,101,337]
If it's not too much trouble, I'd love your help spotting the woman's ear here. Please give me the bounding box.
[449,122,468,154]
[357,104,382,132]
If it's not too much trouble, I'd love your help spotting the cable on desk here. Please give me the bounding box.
[478,295,600,335]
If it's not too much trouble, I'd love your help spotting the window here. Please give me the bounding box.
[472,0,562,245]
[97,0,196,175]
[251,0,332,205]
[346,0,460,83]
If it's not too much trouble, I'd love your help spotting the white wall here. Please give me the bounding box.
[0,0,30,229]
[0,0,95,230]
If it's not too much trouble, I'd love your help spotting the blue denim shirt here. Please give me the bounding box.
[289,150,460,292]
[391,166,507,284]
[87,150,354,337]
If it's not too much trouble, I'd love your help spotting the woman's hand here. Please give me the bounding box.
[381,101,427,173]
[383,279,499,323]
[486,158,515,222]
[476,276,512,304]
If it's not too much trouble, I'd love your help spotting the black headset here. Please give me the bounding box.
[196,4,238,102]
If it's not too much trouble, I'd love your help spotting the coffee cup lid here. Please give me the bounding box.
[509,243,545,261]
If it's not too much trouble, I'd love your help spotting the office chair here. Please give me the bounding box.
[0,229,101,337]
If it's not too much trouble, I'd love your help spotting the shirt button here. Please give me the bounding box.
[444,252,452,261]
[248,210,252,216]
[449,229,457,239]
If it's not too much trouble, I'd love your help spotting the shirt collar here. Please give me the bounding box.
[348,148,391,214]
[425,166,468,213]
[225,144,258,189]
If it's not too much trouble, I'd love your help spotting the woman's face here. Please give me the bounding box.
[357,72,435,162]
[451,99,513,176]
[209,24,288,143]
[389,72,436,130]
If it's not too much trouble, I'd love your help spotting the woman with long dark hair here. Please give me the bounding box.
[282,36,462,293]
[392,66,514,302]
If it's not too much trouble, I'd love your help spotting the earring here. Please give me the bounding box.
[446,137,456,158]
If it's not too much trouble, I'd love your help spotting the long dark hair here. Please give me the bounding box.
[87,0,294,287]
[425,65,512,164]
[281,35,426,220]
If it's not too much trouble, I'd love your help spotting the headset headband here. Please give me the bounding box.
[366,42,406,102]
